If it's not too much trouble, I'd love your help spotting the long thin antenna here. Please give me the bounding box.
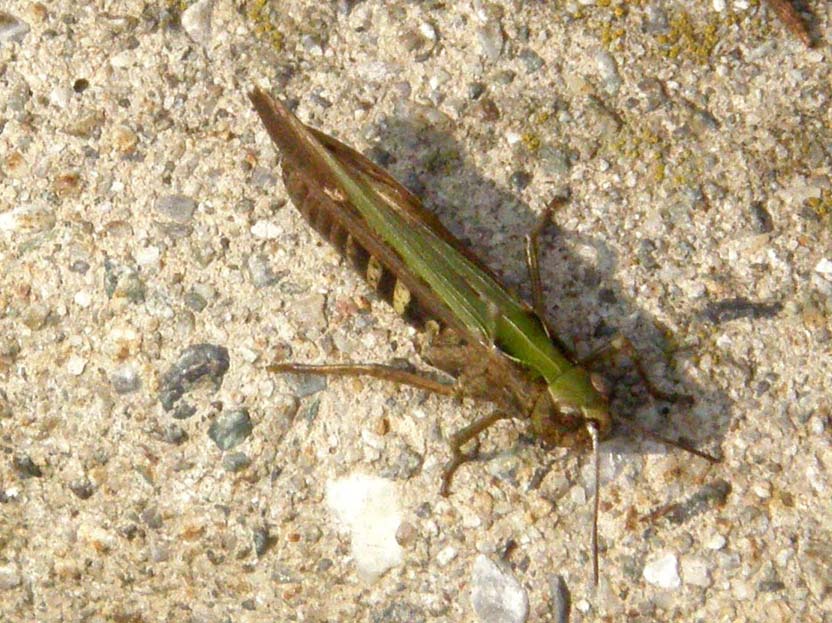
[587,421,601,587]
[617,417,720,463]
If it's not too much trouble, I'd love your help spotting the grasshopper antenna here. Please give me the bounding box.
[587,421,601,587]
[617,417,721,464]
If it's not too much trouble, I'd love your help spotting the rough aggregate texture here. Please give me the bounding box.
[0,0,830,621]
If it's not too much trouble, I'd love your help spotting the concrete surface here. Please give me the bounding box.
[1,1,830,621]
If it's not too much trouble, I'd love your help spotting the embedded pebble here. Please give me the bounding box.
[436,545,458,566]
[326,474,403,582]
[548,574,571,623]
[181,0,214,44]
[471,555,529,623]
[134,246,161,269]
[643,552,681,589]
[222,451,251,472]
[0,204,56,234]
[103,259,146,303]
[518,48,544,73]
[681,556,712,588]
[800,536,832,600]
[0,12,29,44]
[158,344,230,411]
[707,534,727,550]
[815,258,832,279]
[253,526,271,557]
[247,253,281,288]
[110,365,141,394]
[208,409,253,451]
[13,454,42,479]
[286,373,327,398]
[49,86,73,109]
[66,355,87,376]
[184,289,208,312]
[155,194,197,224]
[477,21,504,60]
[110,49,136,69]
[0,565,22,590]
[287,293,327,333]
[594,49,622,95]
[251,219,283,239]
[73,291,92,308]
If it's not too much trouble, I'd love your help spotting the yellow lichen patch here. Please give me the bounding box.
[392,279,412,316]
[521,132,541,153]
[247,0,285,51]
[654,10,723,64]
[366,255,383,291]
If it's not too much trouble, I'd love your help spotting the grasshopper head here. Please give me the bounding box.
[530,366,612,447]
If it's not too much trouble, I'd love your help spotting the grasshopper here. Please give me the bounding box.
[249,88,716,583]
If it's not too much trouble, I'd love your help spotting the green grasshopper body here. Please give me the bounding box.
[249,88,612,476]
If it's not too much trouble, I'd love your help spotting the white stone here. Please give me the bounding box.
[251,219,282,239]
[815,258,832,279]
[135,245,160,267]
[706,534,727,550]
[0,565,21,590]
[110,49,136,69]
[568,484,586,505]
[181,0,214,44]
[643,552,681,589]
[49,86,72,109]
[0,204,55,234]
[470,555,529,623]
[66,355,87,376]
[681,556,712,587]
[436,545,458,566]
[326,474,402,582]
[73,291,92,308]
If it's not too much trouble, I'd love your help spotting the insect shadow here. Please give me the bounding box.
[364,106,731,478]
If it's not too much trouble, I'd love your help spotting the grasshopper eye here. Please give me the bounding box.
[590,372,611,399]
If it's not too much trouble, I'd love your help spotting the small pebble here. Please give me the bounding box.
[158,344,230,411]
[73,291,92,308]
[251,219,283,239]
[470,555,529,623]
[208,409,253,451]
[815,258,832,279]
[706,534,727,550]
[594,49,622,95]
[548,574,571,623]
[247,253,281,288]
[222,451,251,472]
[164,423,188,445]
[0,11,29,44]
[681,556,712,587]
[326,474,403,582]
[0,565,22,590]
[519,48,544,73]
[13,454,43,479]
[477,21,504,60]
[436,546,458,566]
[181,0,213,44]
[468,82,486,100]
[66,355,87,376]
[110,365,141,394]
[643,552,681,589]
[155,194,197,224]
